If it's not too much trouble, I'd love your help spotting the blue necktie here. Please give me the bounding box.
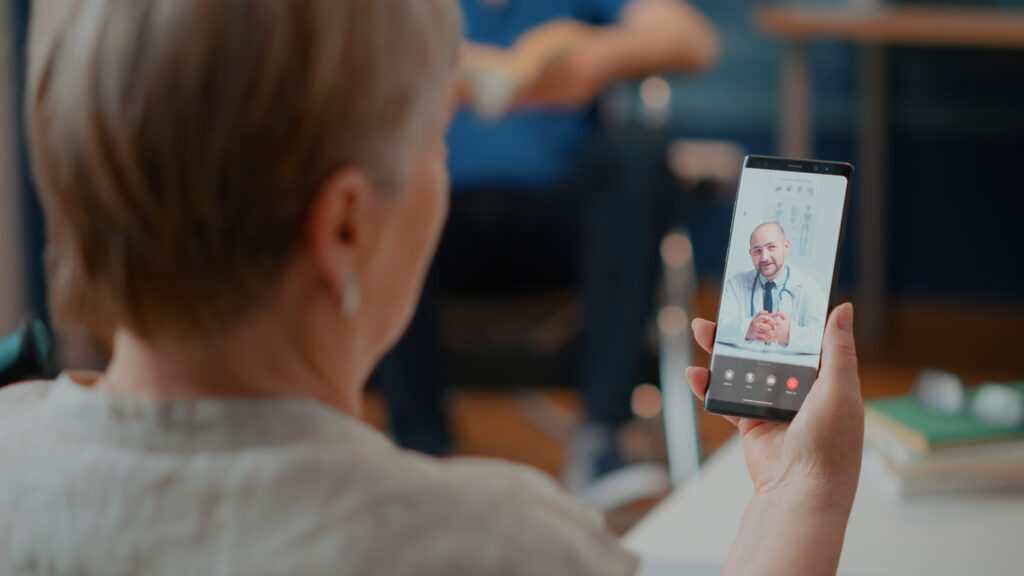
[763,281,776,313]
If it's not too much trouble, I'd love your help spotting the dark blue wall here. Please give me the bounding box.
[9,0,46,321]
[664,0,1024,303]
[10,0,1024,308]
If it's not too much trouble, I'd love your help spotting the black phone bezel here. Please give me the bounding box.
[703,155,854,422]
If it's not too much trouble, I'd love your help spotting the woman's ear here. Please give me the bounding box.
[305,167,373,301]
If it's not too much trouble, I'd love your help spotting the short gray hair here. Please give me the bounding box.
[26,0,462,339]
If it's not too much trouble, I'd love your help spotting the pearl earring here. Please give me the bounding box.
[343,272,361,317]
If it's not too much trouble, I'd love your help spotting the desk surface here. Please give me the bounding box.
[755,5,1024,49]
[624,435,1024,576]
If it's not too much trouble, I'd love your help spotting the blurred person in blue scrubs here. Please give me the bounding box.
[374,0,718,497]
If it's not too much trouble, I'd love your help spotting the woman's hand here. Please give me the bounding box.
[687,302,863,504]
[689,303,863,575]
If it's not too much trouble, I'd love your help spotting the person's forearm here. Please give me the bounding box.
[458,1,720,111]
[584,0,720,81]
[723,483,853,576]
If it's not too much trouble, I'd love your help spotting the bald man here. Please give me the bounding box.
[717,222,828,355]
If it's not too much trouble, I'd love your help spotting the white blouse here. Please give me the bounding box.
[0,373,638,575]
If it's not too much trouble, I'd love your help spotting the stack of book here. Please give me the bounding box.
[863,381,1024,499]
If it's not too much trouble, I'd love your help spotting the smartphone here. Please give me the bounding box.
[704,155,853,422]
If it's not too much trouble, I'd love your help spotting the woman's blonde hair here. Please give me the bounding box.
[26,0,461,340]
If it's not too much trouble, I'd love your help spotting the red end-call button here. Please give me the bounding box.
[786,377,799,390]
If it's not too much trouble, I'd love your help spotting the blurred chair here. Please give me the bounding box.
[437,84,745,496]
[0,314,53,387]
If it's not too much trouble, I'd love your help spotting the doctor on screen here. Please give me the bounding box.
[718,221,827,355]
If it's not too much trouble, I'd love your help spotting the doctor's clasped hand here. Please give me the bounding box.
[746,311,791,345]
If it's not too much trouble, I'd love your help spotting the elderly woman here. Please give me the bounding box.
[0,0,864,574]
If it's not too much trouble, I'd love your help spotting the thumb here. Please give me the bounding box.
[816,303,860,403]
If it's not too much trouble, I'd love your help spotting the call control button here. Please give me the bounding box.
[745,372,756,384]
[786,377,799,390]
[724,369,735,381]
[766,375,777,386]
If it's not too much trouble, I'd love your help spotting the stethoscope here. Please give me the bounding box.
[749,266,794,316]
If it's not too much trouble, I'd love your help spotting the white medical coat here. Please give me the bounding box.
[718,265,827,355]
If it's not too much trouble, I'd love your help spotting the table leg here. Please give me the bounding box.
[780,41,812,158]
[658,230,700,486]
[858,45,888,349]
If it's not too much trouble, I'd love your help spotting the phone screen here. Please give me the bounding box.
[704,155,853,421]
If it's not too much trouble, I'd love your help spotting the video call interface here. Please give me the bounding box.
[707,164,848,412]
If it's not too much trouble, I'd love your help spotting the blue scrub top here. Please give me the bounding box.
[449,0,631,193]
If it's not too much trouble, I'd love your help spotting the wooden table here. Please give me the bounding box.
[753,5,1024,348]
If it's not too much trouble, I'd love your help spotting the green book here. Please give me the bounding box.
[864,381,1024,454]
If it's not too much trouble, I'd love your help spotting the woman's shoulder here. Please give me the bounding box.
[0,385,636,575]
[316,449,637,575]
[315,439,572,512]
[0,379,55,420]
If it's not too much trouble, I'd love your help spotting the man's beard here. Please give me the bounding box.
[760,261,783,279]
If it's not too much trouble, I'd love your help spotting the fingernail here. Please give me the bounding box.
[838,303,854,332]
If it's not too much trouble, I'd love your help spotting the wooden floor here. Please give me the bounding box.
[361,284,1023,529]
